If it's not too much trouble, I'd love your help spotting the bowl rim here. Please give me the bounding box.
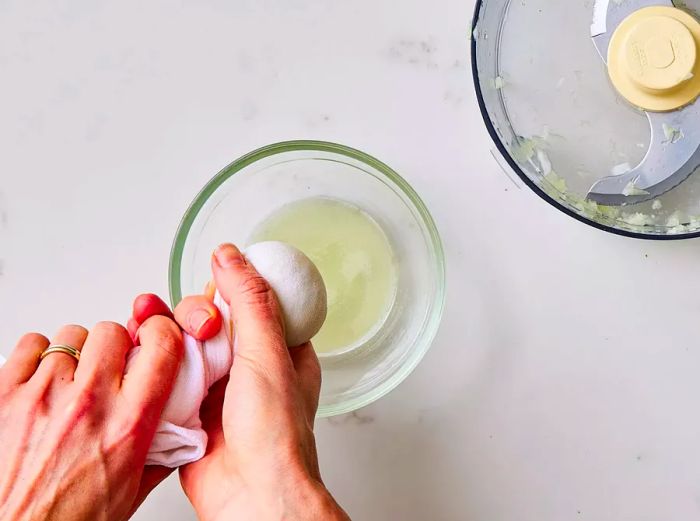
[470,0,700,241]
[168,139,447,417]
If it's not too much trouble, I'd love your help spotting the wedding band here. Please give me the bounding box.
[40,344,81,362]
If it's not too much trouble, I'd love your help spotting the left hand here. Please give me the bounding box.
[0,316,184,521]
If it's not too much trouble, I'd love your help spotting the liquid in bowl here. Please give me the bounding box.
[249,197,398,357]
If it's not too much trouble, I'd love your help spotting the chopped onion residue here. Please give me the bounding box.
[662,124,684,144]
[511,137,541,163]
[536,149,552,176]
[623,212,654,227]
[622,180,650,197]
[667,212,682,227]
[665,212,688,234]
[544,171,567,194]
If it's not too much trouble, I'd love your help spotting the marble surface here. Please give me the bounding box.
[3,1,700,520]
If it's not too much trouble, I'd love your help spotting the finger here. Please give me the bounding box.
[128,466,174,519]
[289,342,322,423]
[33,325,88,384]
[120,315,183,424]
[0,333,49,388]
[204,280,216,301]
[74,322,132,386]
[127,317,140,344]
[132,293,174,325]
[129,294,174,344]
[212,243,290,373]
[173,295,222,341]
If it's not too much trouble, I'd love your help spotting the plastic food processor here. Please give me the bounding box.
[472,0,700,238]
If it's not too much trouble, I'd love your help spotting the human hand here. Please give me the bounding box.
[130,243,349,521]
[0,317,184,521]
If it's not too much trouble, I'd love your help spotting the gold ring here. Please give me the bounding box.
[40,344,81,362]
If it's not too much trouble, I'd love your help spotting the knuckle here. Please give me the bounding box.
[157,333,184,360]
[18,332,49,348]
[142,314,178,332]
[239,273,273,300]
[141,316,184,359]
[56,324,89,341]
[238,274,281,320]
[93,321,128,339]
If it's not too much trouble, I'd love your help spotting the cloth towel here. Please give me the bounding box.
[0,293,233,468]
[128,292,233,467]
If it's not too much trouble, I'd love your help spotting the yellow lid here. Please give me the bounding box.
[608,6,700,112]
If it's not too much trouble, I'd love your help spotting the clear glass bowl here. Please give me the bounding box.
[169,141,445,417]
[472,0,700,239]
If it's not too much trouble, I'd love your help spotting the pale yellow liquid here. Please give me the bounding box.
[249,197,397,355]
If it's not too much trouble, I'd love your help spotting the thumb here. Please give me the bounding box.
[211,243,291,373]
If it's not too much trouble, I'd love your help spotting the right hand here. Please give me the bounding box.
[130,243,350,521]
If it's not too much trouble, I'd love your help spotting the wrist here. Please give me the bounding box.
[212,473,348,521]
[302,482,350,521]
[257,474,348,521]
[283,477,349,521]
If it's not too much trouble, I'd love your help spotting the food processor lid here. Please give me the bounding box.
[472,0,700,237]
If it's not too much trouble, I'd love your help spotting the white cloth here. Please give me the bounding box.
[127,293,234,467]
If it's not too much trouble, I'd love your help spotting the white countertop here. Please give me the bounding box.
[3,1,700,519]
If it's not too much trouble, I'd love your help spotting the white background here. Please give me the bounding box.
[3,1,700,520]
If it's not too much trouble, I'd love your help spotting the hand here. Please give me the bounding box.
[130,243,349,521]
[126,288,221,346]
[0,317,184,521]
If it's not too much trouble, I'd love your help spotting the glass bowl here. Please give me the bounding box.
[472,0,700,239]
[169,141,445,417]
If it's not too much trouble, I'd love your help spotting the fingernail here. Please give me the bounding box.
[214,243,242,268]
[188,308,214,335]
